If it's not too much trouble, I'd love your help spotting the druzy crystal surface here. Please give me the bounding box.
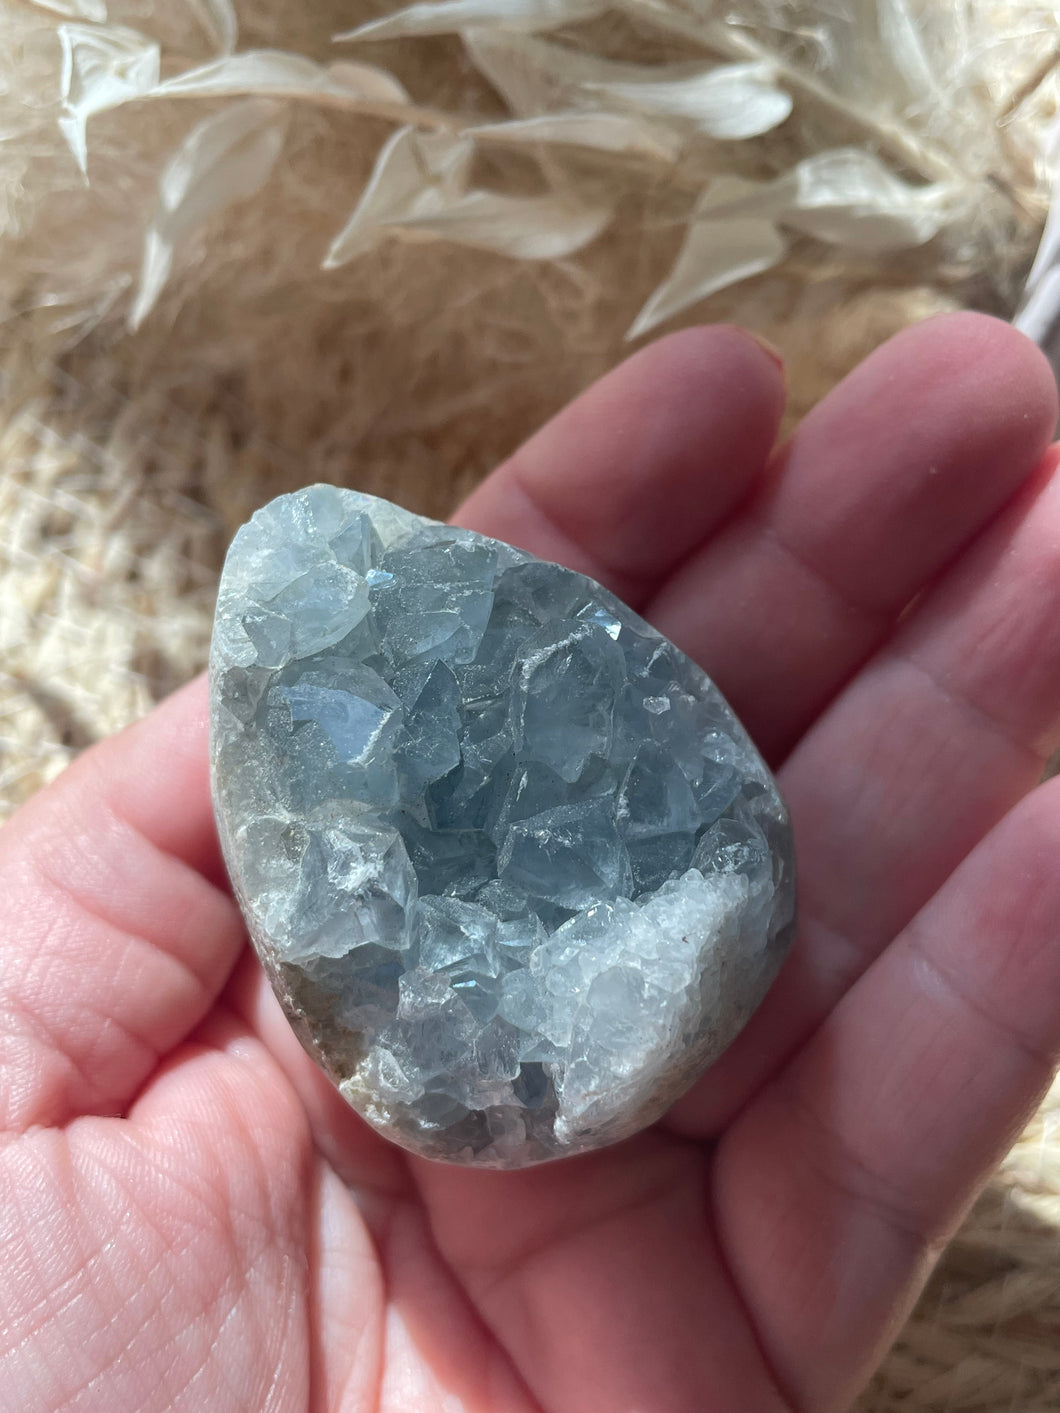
[210,485,795,1167]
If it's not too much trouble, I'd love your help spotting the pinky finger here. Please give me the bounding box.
[712,777,1060,1413]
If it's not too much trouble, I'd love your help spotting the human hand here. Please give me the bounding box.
[2,313,1059,1413]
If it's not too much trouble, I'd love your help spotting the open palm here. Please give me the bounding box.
[4,314,1060,1413]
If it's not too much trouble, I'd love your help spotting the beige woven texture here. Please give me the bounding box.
[2,0,1059,1405]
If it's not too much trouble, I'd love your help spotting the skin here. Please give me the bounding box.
[2,311,1060,1413]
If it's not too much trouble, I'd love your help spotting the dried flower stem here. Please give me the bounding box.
[153,89,461,132]
[999,41,1060,122]
[623,0,960,186]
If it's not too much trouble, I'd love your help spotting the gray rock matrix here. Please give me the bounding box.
[210,485,795,1167]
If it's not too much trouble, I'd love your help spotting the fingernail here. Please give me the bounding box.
[743,329,786,377]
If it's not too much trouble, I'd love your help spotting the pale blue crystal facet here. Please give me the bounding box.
[210,486,795,1168]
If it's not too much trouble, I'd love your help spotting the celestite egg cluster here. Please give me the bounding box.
[210,485,795,1167]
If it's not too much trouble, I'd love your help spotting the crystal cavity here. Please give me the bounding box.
[210,486,796,1167]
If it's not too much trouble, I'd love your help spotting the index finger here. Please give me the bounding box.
[455,323,786,606]
[648,313,1058,762]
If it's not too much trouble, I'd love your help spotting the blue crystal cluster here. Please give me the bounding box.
[210,486,795,1167]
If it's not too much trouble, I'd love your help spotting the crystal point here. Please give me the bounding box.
[210,486,796,1168]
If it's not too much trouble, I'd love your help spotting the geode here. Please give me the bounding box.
[210,485,795,1167]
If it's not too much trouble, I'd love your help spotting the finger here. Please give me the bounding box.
[93,673,220,883]
[0,676,246,1132]
[647,313,1059,761]
[413,1138,793,1413]
[668,445,1060,1139]
[80,1017,312,1411]
[455,324,786,606]
[711,777,1060,1413]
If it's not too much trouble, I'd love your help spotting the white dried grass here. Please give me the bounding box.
[2,0,1056,358]
[0,354,222,805]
